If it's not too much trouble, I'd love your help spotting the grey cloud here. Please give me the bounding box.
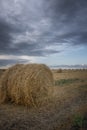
[0,59,29,67]
[0,0,87,67]
[43,0,87,46]
[0,20,13,49]
[0,0,59,57]
[0,17,27,55]
[44,0,87,21]
[26,49,61,56]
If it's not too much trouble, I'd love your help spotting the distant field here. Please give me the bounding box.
[0,69,87,130]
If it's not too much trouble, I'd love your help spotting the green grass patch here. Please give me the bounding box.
[55,78,80,86]
[73,114,84,128]
[72,114,87,129]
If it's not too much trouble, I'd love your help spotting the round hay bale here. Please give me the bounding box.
[0,64,54,107]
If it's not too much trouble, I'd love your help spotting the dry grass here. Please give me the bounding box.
[53,69,87,80]
[0,64,54,107]
[0,69,6,78]
[0,69,87,130]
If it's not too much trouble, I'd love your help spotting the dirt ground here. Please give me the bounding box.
[0,69,87,130]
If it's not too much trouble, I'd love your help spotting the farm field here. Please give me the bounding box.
[0,69,87,130]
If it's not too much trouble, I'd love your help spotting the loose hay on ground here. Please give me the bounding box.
[0,64,54,107]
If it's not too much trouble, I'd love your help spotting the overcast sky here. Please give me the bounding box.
[0,0,87,68]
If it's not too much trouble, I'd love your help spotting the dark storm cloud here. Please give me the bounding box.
[0,59,29,67]
[0,20,13,50]
[28,49,61,56]
[43,0,87,46]
[0,18,40,55]
[44,0,87,19]
[0,0,87,67]
[0,18,28,55]
[0,16,60,57]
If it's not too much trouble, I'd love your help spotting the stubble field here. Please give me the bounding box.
[0,69,87,130]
